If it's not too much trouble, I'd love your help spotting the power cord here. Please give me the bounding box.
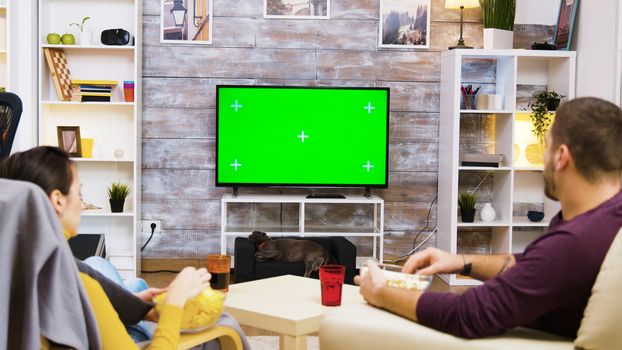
[141,223,157,251]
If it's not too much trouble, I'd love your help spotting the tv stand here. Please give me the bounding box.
[220,193,385,266]
[364,187,371,199]
[306,193,346,199]
[232,187,238,198]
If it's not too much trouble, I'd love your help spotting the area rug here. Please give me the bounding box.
[247,336,318,350]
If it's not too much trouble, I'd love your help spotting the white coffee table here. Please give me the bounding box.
[224,275,365,350]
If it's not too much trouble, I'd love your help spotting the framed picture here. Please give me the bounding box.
[160,0,213,44]
[264,0,330,19]
[554,0,579,50]
[57,126,82,157]
[379,0,430,49]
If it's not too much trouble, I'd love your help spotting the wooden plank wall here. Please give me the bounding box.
[140,0,544,261]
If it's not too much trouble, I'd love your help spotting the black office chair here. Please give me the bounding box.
[0,92,23,160]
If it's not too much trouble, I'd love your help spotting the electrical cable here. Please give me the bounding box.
[412,195,437,250]
[141,223,157,251]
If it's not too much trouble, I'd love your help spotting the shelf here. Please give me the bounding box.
[81,210,134,218]
[41,44,135,51]
[459,166,511,171]
[457,220,510,227]
[444,49,576,59]
[513,166,544,171]
[72,157,134,163]
[460,109,514,114]
[42,101,134,106]
[512,216,550,227]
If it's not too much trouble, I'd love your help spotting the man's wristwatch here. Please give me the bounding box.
[461,255,472,276]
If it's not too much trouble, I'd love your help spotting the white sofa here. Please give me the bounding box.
[320,227,622,350]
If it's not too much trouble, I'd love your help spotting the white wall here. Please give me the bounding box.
[574,0,621,104]
[515,0,559,25]
[9,0,37,152]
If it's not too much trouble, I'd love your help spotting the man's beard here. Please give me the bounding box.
[544,157,558,201]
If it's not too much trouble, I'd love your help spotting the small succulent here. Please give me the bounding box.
[70,16,91,32]
[458,192,477,210]
[106,182,131,201]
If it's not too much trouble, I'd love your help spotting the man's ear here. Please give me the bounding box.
[555,144,572,171]
[48,189,65,216]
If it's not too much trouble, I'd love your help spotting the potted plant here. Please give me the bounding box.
[71,16,91,45]
[529,90,565,145]
[107,182,130,213]
[459,192,478,223]
[479,0,516,49]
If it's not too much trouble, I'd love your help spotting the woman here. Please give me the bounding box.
[0,146,248,349]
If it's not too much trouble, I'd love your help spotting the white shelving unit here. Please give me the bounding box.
[221,194,385,267]
[38,0,142,278]
[439,49,576,286]
[0,2,9,91]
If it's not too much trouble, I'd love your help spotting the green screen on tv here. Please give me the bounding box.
[216,85,389,187]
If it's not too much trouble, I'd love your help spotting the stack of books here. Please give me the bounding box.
[460,153,505,167]
[70,79,118,102]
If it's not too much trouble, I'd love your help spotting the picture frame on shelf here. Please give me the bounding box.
[160,0,213,44]
[379,0,430,49]
[264,0,330,19]
[554,0,579,51]
[57,126,82,157]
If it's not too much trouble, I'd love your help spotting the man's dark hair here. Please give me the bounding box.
[551,97,622,181]
[0,146,74,195]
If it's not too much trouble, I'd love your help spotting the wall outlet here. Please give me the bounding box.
[142,220,161,234]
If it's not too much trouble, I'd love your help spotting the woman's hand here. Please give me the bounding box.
[401,247,463,275]
[164,267,211,308]
[135,287,167,322]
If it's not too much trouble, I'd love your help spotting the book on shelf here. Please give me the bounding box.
[460,153,504,167]
[81,95,111,102]
[70,79,118,86]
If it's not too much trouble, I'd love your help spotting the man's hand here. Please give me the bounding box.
[401,247,463,275]
[354,260,387,308]
[135,288,167,322]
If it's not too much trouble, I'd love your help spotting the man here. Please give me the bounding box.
[356,97,622,339]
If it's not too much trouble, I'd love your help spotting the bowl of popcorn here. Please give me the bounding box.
[153,287,225,332]
[360,264,432,291]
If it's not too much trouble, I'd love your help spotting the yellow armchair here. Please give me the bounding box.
[178,325,242,350]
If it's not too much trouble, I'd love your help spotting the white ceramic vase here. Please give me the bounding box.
[80,31,92,45]
[480,203,496,222]
[483,28,514,50]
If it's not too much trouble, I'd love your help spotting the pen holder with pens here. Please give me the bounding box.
[462,94,477,109]
[460,85,479,110]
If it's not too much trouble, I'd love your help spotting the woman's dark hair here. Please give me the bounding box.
[0,146,74,195]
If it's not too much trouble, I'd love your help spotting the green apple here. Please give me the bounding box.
[61,33,75,45]
[47,33,61,44]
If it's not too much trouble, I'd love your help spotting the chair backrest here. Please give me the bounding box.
[0,92,23,160]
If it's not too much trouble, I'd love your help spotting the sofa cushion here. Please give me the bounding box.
[574,227,622,350]
[320,302,572,350]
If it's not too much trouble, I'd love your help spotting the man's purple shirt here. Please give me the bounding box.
[417,191,622,338]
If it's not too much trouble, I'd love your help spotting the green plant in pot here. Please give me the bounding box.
[479,0,516,49]
[459,191,478,223]
[107,182,131,213]
[529,90,565,146]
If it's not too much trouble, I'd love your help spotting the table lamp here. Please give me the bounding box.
[445,0,480,49]
[514,119,538,167]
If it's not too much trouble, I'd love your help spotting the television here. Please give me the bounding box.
[216,85,390,189]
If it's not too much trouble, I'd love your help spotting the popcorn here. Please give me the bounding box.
[154,287,225,330]
[360,265,431,291]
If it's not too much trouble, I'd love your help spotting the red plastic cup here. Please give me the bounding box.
[319,265,346,306]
